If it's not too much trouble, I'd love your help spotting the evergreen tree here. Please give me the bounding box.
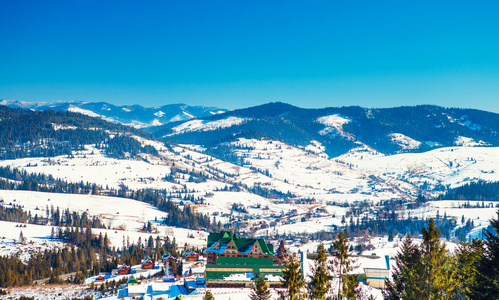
[385,219,457,300]
[470,210,499,299]
[203,289,215,300]
[420,218,456,300]
[249,275,271,300]
[307,243,331,300]
[384,234,422,300]
[342,274,360,300]
[454,239,484,300]
[331,231,357,299]
[280,253,305,300]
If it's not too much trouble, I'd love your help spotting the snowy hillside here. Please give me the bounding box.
[340,146,499,191]
[170,116,249,135]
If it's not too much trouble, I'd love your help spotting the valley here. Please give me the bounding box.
[1,102,499,299]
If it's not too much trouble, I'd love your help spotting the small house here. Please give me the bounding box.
[127,276,139,286]
[182,249,199,262]
[142,257,155,269]
[117,264,131,275]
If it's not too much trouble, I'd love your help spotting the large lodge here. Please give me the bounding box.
[203,232,287,288]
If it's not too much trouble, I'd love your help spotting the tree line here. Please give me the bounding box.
[439,180,499,201]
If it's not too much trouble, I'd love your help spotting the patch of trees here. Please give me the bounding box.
[161,200,221,231]
[214,182,296,200]
[0,225,110,287]
[278,231,361,299]
[98,135,158,158]
[0,166,99,194]
[0,204,31,223]
[231,203,248,213]
[345,214,457,241]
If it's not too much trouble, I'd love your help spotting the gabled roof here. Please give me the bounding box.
[142,258,154,265]
[127,277,139,284]
[207,231,233,247]
[205,232,274,256]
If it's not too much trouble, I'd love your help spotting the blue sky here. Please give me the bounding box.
[1,1,499,112]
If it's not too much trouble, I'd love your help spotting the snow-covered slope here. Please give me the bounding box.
[388,133,421,150]
[170,116,249,135]
[340,146,499,190]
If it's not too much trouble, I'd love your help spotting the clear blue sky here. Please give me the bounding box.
[1,1,499,112]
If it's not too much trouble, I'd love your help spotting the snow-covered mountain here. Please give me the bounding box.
[154,102,499,157]
[0,99,227,128]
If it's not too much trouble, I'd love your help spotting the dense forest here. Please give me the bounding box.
[0,106,159,160]
[439,180,499,201]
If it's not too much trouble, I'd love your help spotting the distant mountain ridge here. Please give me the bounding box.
[151,102,499,157]
[0,99,227,128]
[3,99,499,157]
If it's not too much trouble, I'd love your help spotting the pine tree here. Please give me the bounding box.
[331,231,357,299]
[470,210,499,299]
[307,243,331,300]
[280,253,305,300]
[420,218,456,300]
[203,289,215,300]
[18,231,26,244]
[386,219,456,299]
[249,275,271,300]
[384,234,422,300]
[454,239,484,299]
[342,274,360,300]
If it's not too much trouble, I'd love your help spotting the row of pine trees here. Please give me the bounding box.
[231,211,499,300]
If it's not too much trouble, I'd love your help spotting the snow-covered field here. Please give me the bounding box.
[1,140,499,243]
[2,135,499,299]
[0,190,210,254]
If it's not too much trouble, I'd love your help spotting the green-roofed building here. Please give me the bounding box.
[127,276,139,285]
[204,232,285,288]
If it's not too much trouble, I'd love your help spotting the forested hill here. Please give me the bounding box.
[0,105,158,160]
[438,181,499,201]
[152,102,499,157]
